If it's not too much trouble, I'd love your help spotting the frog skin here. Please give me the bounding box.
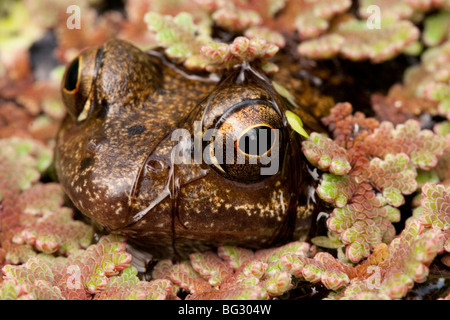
[55,39,329,258]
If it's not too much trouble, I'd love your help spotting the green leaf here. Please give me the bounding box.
[311,236,343,249]
[173,12,195,34]
[273,81,299,108]
[423,11,450,46]
[285,110,309,138]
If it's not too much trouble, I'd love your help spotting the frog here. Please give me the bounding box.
[55,39,330,259]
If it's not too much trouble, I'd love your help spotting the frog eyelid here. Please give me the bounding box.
[208,144,226,173]
[214,99,279,129]
[77,99,92,122]
[92,45,104,85]
[77,46,104,123]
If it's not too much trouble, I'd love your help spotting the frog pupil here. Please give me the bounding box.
[238,125,274,156]
[64,57,79,91]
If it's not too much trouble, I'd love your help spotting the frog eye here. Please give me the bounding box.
[209,100,284,182]
[61,48,99,121]
[63,57,80,92]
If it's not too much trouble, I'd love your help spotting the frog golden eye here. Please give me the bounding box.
[61,48,99,121]
[209,100,284,182]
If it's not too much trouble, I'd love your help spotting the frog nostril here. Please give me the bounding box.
[127,124,147,136]
[80,157,93,171]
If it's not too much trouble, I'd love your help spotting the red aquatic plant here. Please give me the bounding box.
[301,103,447,263]
[370,39,450,125]
[0,235,159,300]
[298,15,420,63]
[1,0,449,301]
[144,11,280,73]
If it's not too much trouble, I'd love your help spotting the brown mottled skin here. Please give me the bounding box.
[55,39,329,258]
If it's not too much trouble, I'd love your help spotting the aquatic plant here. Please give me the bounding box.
[144,11,280,72]
[144,11,209,65]
[359,0,450,21]
[404,41,450,120]
[207,2,262,32]
[369,39,449,128]
[1,0,449,301]
[302,132,351,176]
[301,103,447,263]
[298,16,420,63]
[0,235,177,300]
[0,137,52,194]
[200,36,279,73]
[422,10,450,47]
[0,1,44,81]
[162,224,444,300]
